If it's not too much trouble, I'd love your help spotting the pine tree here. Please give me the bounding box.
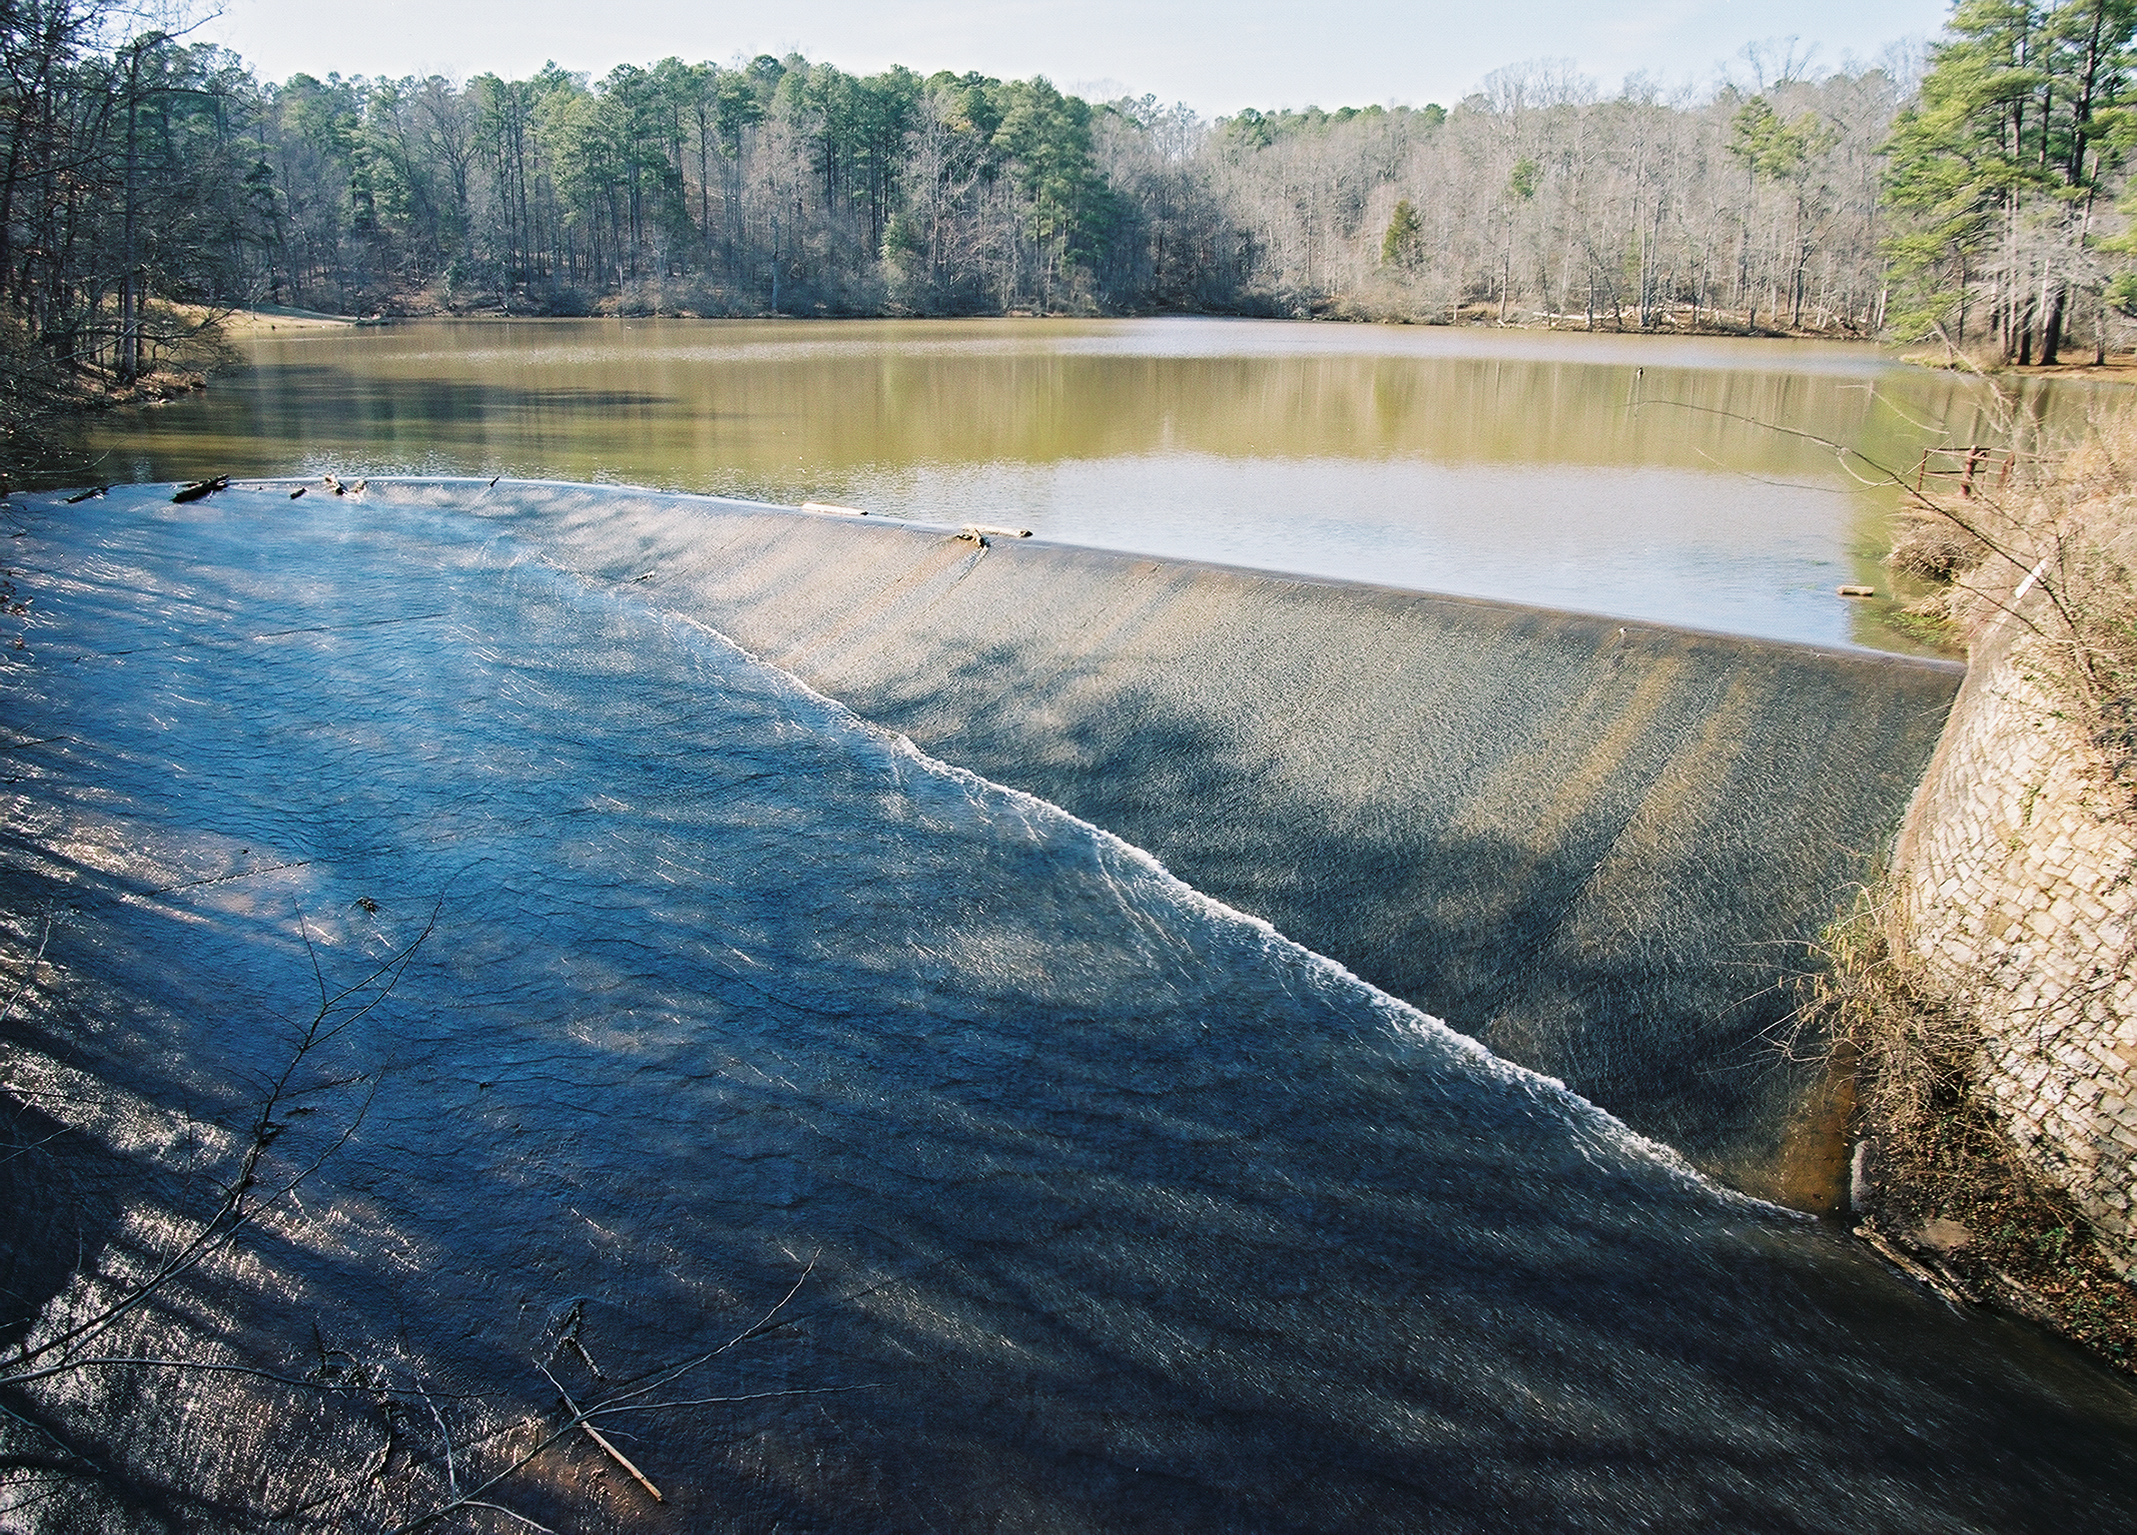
[1884,1,2137,360]
[1380,197,1422,267]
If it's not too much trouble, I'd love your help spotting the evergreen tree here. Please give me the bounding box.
[1884,0,2137,360]
[1381,197,1423,266]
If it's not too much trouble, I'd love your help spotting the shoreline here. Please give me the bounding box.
[219,302,2137,379]
[227,296,1896,345]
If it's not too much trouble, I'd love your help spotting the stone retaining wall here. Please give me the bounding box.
[1894,616,2137,1267]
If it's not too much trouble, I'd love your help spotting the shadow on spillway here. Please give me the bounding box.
[515,483,1961,1198]
[922,639,1840,1178]
[10,854,2137,1534]
[0,484,2127,1534]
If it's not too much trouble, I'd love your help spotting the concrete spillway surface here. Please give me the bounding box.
[439,481,1962,1195]
[1,481,2129,1533]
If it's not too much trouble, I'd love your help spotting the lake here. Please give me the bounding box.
[82,316,2094,651]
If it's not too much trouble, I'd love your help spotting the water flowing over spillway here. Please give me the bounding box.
[414,479,1964,1192]
[2,483,2133,1532]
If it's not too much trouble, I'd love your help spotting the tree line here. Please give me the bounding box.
[7,0,2137,459]
[0,2,255,473]
[1886,0,2137,364]
[231,47,1927,335]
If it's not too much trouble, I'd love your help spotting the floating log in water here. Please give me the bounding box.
[170,476,229,504]
[1837,584,1876,598]
[289,487,306,500]
[63,487,107,504]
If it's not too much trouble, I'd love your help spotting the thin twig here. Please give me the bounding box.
[420,1384,459,1498]
[381,1262,821,1534]
[3,909,436,1377]
[543,1367,662,1504]
[462,1501,558,1534]
[1640,394,2086,645]
[381,1416,590,1535]
[4,1355,388,1394]
[0,918,53,1028]
[607,1384,880,1414]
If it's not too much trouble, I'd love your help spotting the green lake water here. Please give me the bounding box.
[81,316,2101,649]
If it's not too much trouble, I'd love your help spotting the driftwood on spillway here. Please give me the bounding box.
[170,475,229,503]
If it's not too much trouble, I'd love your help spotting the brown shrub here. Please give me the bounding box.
[1887,514,1992,583]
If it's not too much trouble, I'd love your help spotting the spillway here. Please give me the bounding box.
[0,481,2120,1535]
[440,480,1962,1196]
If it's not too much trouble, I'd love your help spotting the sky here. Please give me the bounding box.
[202,0,1955,115]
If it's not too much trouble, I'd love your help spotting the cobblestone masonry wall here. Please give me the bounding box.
[1894,617,2137,1267]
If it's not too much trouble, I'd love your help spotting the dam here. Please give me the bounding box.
[1,480,2129,1532]
[425,479,1963,1196]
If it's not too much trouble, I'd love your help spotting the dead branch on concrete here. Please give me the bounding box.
[0,907,437,1388]
[381,1260,837,1535]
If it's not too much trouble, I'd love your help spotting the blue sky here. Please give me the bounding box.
[205,0,1954,113]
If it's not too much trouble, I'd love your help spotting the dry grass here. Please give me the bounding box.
[1800,892,2137,1370]
[1878,404,2137,808]
[1887,513,1993,585]
[1807,408,2137,1364]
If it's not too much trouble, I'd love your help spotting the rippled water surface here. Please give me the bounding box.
[80,317,2105,649]
[4,485,2135,1531]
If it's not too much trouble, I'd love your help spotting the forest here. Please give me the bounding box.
[3,0,2137,454]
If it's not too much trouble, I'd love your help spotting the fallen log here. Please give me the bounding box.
[171,476,230,504]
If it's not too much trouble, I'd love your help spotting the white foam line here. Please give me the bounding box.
[59,478,1796,1217]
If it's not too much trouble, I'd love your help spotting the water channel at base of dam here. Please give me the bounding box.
[3,322,2134,1529]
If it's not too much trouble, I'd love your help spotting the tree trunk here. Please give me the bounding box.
[119,70,141,384]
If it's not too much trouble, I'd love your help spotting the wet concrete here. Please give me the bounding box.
[421,481,1962,1197]
[4,482,2072,1535]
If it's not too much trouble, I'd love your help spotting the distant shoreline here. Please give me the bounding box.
[220,304,2137,377]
